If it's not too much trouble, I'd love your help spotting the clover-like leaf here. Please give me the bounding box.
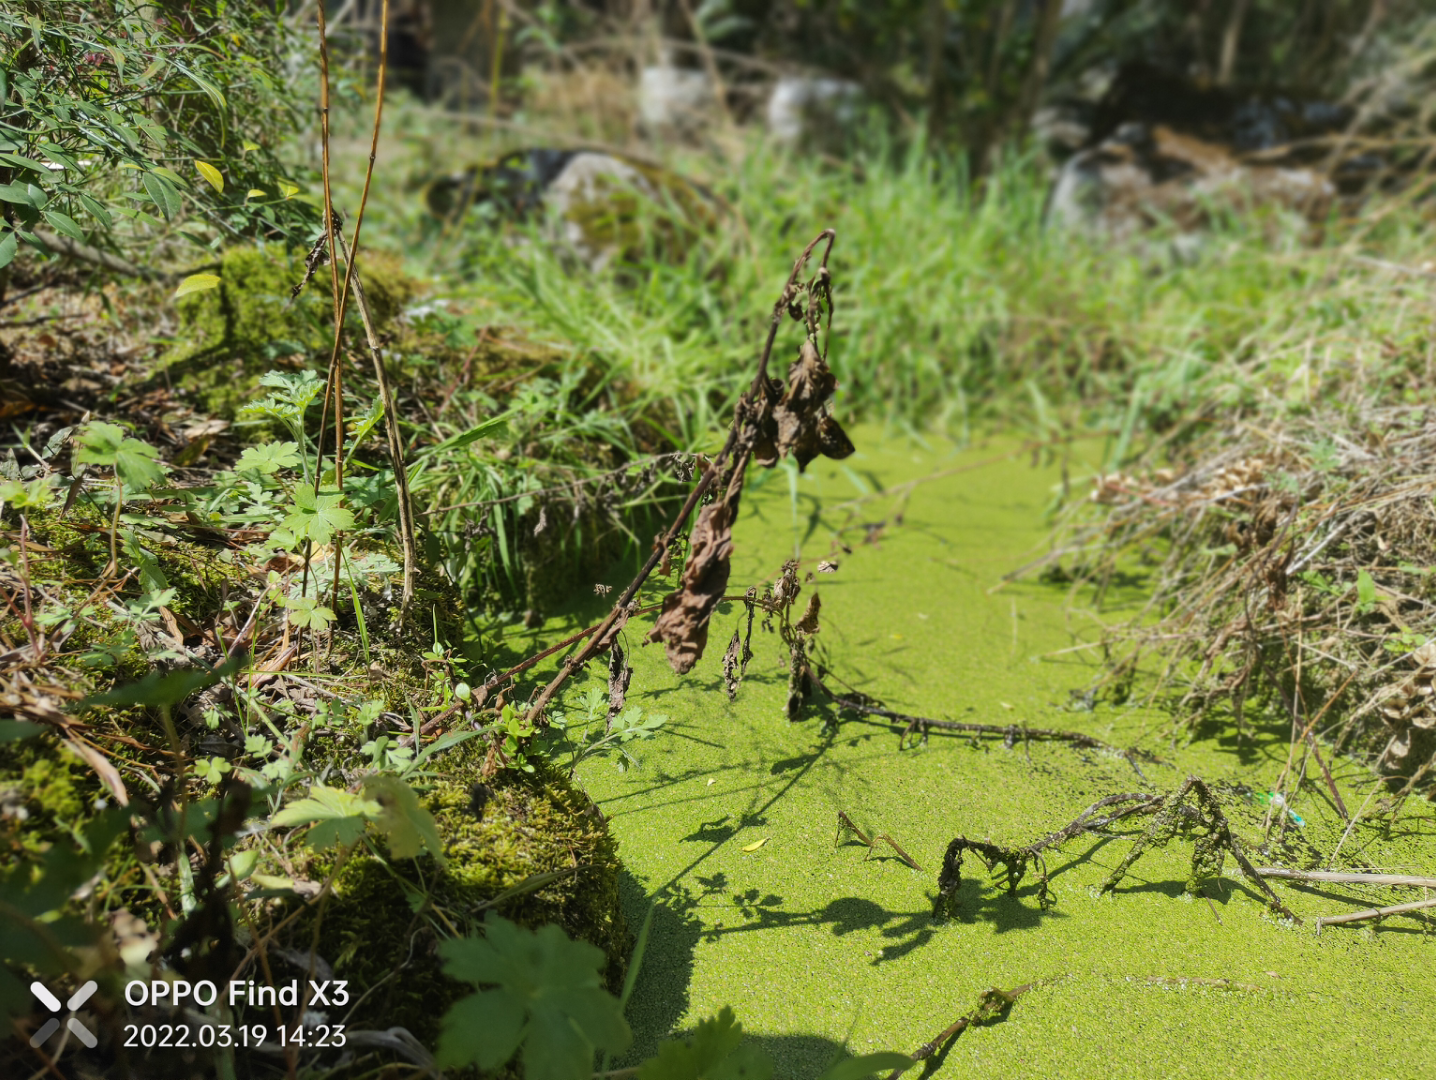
[437,916,631,1080]
[284,593,335,630]
[281,486,354,547]
[362,774,446,865]
[271,784,380,850]
[195,756,232,785]
[637,1007,773,1080]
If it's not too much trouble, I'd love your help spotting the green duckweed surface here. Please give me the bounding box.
[525,431,1434,1080]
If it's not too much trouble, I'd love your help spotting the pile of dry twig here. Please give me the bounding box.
[1027,402,1436,801]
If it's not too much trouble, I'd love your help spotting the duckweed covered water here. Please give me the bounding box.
[540,432,1434,1079]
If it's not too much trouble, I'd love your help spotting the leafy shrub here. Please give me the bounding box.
[0,1,317,271]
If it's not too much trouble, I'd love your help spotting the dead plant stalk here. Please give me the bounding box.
[512,229,843,736]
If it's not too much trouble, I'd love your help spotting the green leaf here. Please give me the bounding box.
[0,182,38,207]
[0,154,48,175]
[149,165,188,188]
[271,784,379,850]
[419,414,511,458]
[35,144,79,171]
[175,272,221,298]
[74,421,126,464]
[282,486,355,547]
[74,421,164,491]
[437,990,527,1070]
[1356,570,1377,613]
[114,437,165,491]
[196,756,232,785]
[363,773,446,864]
[637,1007,773,1080]
[142,171,182,219]
[236,441,301,475]
[816,1054,915,1080]
[77,193,113,227]
[175,63,228,111]
[42,210,85,242]
[0,229,16,269]
[0,477,55,511]
[344,397,386,455]
[437,917,631,1078]
[283,594,335,630]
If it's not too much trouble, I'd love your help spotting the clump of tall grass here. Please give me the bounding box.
[341,99,1436,458]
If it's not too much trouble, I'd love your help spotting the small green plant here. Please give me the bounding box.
[437,914,631,1078]
[635,1007,772,1080]
[530,686,671,775]
[271,774,446,864]
[1355,569,1378,615]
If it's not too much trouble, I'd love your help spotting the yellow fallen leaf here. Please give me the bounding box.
[741,837,768,852]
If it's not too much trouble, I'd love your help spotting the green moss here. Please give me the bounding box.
[8,742,96,857]
[160,243,420,417]
[295,759,629,1047]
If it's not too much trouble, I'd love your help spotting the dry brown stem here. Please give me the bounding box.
[1025,402,1436,789]
[1315,895,1436,929]
[513,229,843,735]
[1255,867,1436,889]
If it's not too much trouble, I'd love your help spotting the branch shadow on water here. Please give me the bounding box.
[690,878,1065,967]
[614,868,703,1066]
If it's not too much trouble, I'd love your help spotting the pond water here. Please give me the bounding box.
[552,431,1434,1078]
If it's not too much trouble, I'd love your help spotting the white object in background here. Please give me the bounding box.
[639,63,713,136]
[766,76,862,145]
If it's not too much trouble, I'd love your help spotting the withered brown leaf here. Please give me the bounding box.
[722,628,741,701]
[795,593,822,635]
[607,636,632,725]
[771,560,800,612]
[647,481,742,674]
[771,339,855,472]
